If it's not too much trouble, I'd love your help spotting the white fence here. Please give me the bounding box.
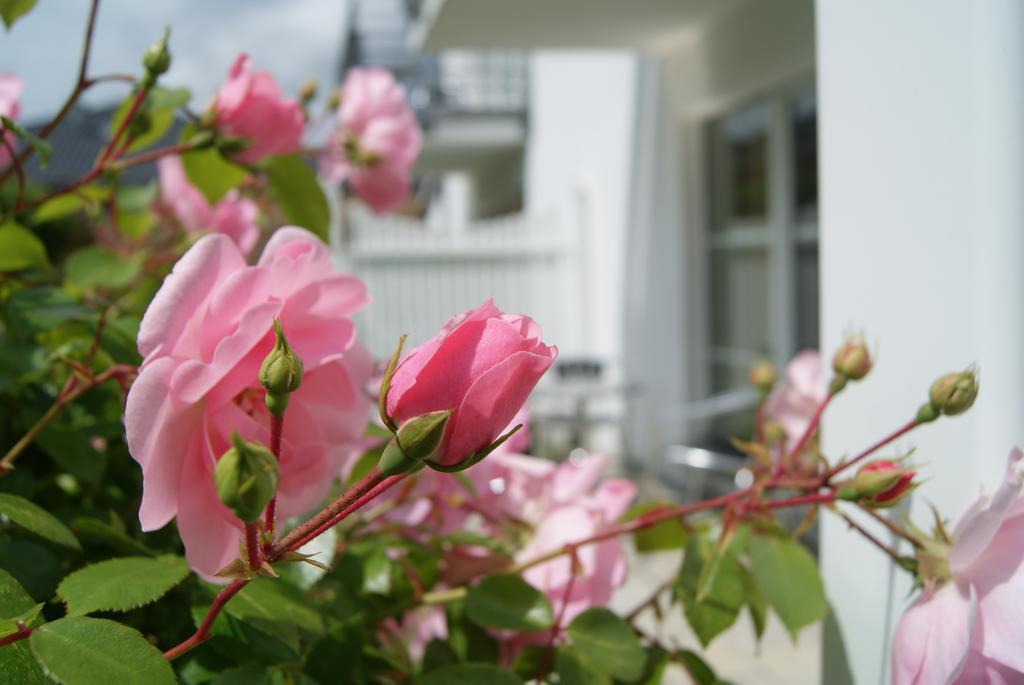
[332,201,587,360]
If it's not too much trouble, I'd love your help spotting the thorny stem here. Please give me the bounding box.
[858,503,924,550]
[162,579,248,661]
[776,392,834,476]
[823,418,921,483]
[245,523,261,570]
[830,506,914,566]
[263,413,284,544]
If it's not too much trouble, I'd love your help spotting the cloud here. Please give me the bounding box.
[5,0,349,121]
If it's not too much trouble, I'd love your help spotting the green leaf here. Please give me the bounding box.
[0,221,48,272]
[677,649,731,685]
[556,645,609,685]
[748,532,827,640]
[64,247,141,291]
[1,115,50,165]
[193,604,299,664]
[676,534,744,647]
[182,148,248,204]
[0,541,61,601]
[739,562,767,641]
[0,492,80,550]
[109,87,190,154]
[37,424,107,485]
[210,664,278,685]
[564,607,645,681]
[71,517,156,557]
[416,663,523,685]
[466,574,553,632]
[0,0,35,28]
[265,154,330,241]
[56,555,189,617]
[224,578,324,634]
[621,502,688,552]
[29,617,175,685]
[0,568,48,684]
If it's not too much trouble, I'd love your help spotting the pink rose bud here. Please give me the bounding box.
[212,54,304,164]
[838,459,916,508]
[383,300,556,469]
[832,336,872,381]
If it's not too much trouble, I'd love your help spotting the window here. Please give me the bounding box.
[702,84,819,444]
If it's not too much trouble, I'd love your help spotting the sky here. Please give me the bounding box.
[1,0,351,122]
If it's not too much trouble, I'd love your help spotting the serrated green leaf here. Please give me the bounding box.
[0,492,80,550]
[0,541,61,601]
[621,502,688,552]
[0,0,35,28]
[0,221,48,272]
[466,574,553,632]
[416,663,523,685]
[265,154,329,241]
[0,568,47,684]
[0,603,42,636]
[57,555,189,617]
[182,147,248,204]
[748,532,826,641]
[64,247,141,291]
[556,644,610,685]
[29,616,175,685]
[564,607,645,681]
[192,603,300,664]
[677,534,743,647]
[71,517,156,557]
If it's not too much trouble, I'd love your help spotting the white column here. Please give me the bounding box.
[815,1,1024,682]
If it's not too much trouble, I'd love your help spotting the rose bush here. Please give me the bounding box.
[125,228,372,577]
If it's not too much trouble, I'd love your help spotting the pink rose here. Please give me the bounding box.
[489,453,636,626]
[319,68,422,214]
[762,350,825,451]
[0,74,23,166]
[379,605,448,663]
[891,448,1024,683]
[125,228,373,578]
[384,300,556,468]
[213,54,304,164]
[157,155,260,254]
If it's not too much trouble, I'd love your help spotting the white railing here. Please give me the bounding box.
[332,200,586,360]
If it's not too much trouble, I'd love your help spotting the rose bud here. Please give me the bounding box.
[837,459,916,508]
[748,359,777,398]
[928,369,979,416]
[213,434,279,524]
[832,336,872,381]
[258,320,303,416]
[382,300,556,471]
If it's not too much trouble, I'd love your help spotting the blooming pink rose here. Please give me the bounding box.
[891,448,1024,684]
[762,349,825,451]
[125,228,373,578]
[0,74,23,166]
[213,54,304,164]
[157,155,260,254]
[319,68,422,213]
[385,300,556,468]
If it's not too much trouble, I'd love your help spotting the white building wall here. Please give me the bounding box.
[525,51,639,367]
[816,1,1024,682]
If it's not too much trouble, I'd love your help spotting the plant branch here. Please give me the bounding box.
[777,392,833,475]
[823,418,921,483]
[263,413,284,544]
[162,579,248,661]
[0,623,33,647]
[858,503,924,549]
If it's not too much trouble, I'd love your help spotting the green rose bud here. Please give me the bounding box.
[142,28,172,83]
[928,369,979,416]
[259,320,303,416]
[213,433,279,523]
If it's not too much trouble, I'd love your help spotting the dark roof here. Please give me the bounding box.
[24,105,186,188]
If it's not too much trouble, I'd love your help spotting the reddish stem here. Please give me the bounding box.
[100,86,149,165]
[276,472,408,555]
[777,392,834,476]
[823,418,920,482]
[0,624,33,647]
[264,413,284,542]
[245,522,260,569]
[831,507,912,565]
[162,579,248,661]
